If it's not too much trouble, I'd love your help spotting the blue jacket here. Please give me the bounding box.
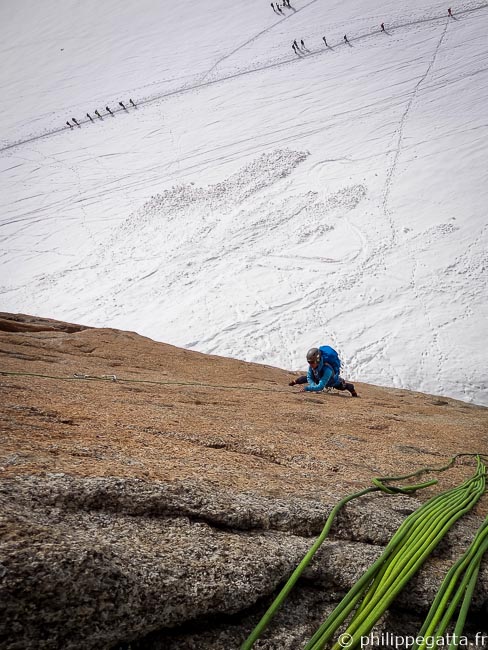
[305,353,340,392]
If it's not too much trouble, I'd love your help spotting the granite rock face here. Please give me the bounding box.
[0,313,487,649]
[2,474,486,650]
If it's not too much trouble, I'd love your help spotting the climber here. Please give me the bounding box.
[289,375,307,387]
[294,346,358,396]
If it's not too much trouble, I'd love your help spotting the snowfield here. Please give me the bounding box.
[1,0,487,405]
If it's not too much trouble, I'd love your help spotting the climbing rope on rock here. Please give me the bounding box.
[242,454,487,650]
[0,369,291,393]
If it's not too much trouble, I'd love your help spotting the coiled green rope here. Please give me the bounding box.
[241,454,487,650]
[307,460,485,650]
[412,513,488,650]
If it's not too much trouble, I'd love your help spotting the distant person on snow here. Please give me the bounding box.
[87,113,94,122]
[291,346,358,396]
[448,7,453,17]
[380,22,385,31]
[106,106,113,115]
[95,109,102,119]
[300,38,306,49]
[322,36,328,46]
[119,101,127,110]
[129,98,136,107]
[66,121,73,129]
[343,34,349,43]
[72,117,79,126]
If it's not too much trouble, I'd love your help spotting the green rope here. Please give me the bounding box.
[413,514,488,650]
[306,472,485,650]
[306,459,486,650]
[239,486,378,650]
[354,470,484,617]
[241,455,487,650]
[307,458,486,650]
[0,369,291,394]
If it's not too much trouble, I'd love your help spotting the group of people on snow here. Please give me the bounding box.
[292,39,308,54]
[290,7,455,56]
[271,1,292,14]
[66,99,136,129]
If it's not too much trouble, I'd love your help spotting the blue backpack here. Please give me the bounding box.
[319,345,341,375]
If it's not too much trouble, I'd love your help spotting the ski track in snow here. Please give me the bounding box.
[2,3,488,152]
[382,19,449,247]
[1,0,488,405]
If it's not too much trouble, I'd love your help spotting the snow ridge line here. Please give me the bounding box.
[1,3,487,154]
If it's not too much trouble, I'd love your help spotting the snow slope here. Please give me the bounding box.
[1,0,487,405]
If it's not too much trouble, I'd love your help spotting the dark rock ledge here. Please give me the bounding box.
[0,475,487,649]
